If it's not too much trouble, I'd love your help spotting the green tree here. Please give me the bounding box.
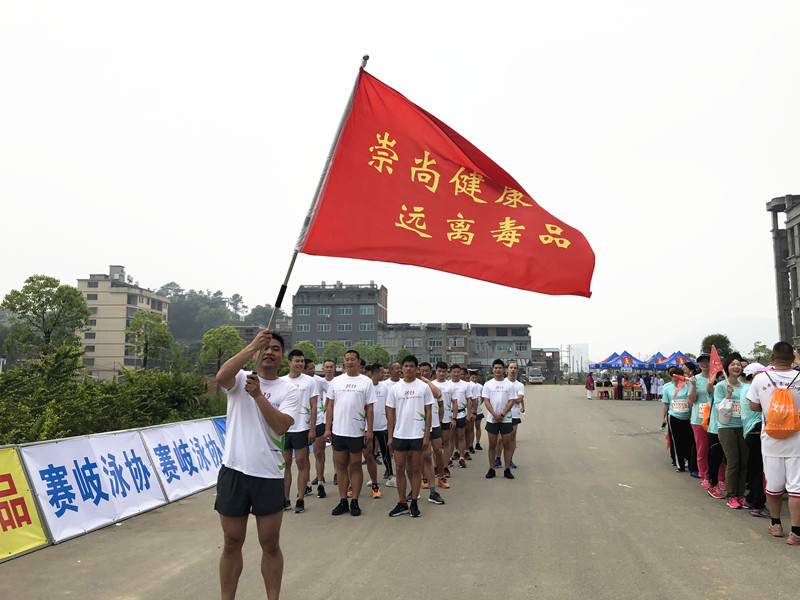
[126,312,174,370]
[371,344,390,367]
[293,341,318,363]
[197,304,236,334]
[1,275,91,358]
[395,347,411,364]
[352,342,373,364]
[228,293,248,317]
[751,341,771,365]
[163,287,236,344]
[701,334,735,358]
[323,341,347,368]
[200,327,245,384]
[244,304,288,325]
[155,281,184,299]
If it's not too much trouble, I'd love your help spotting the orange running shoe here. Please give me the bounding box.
[437,477,450,489]
[421,478,429,489]
[371,483,381,499]
[347,486,353,498]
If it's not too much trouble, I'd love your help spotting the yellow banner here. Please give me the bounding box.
[0,447,49,559]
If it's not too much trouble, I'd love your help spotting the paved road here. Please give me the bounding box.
[3,385,798,599]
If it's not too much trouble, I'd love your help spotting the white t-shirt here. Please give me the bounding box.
[281,372,317,433]
[328,373,376,437]
[509,379,524,419]
[221,370,298,479]
[746,369,800,457]
[483,378,514,424]
[473,383,484,415]
[386,378,435,439]
[451,380,470,418]
[433,379,455,423]
[372,381,389,432]
[315,376,331,426]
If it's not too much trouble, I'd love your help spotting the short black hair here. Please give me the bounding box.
[370,362,383,372]
[419,361,432,369]
[345,349,360,359]
[304,358,314,369]
[773,341,794,363]
[403,355,419,367]
[288,349,304,360]
[271,332,285,351]
[492,358,505,368]
[435,361,448,371]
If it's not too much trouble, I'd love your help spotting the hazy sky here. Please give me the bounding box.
[2,2,797,361]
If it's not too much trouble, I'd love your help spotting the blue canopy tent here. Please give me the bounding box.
[589,352,619,370]
[653,351,697,370]
[602,351,648,369]
[644,352,668,370]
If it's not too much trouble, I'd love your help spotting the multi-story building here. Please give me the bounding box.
[530,347,561,380]
[379,322,470,365]
[768,194,800,345]
[292,281,387,355]
[76,265,169,381]
[469,324,532,372]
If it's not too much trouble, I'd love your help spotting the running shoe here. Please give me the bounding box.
[428,491,445,505]
[769,522,784,537]
[690,471,700,478]
[284,499,292,511]
[486,468,496,479]
[421,478,429,489]
[718,481,727,491]
[386,476,397,488]
[317,484,326,498]
[700,477,711,489]
[453,451,460,459]
[389,502,409,517]
[510,461,517,469]
[437,477,450,489]
[447,460,454,468]
[383,470,389,479]
[504,468,515,480]
[406,492,414,502]
[294,499,305,513]
[366,480,372,486]
[311,477,319,486]
[493,458,502,469]
[443,467,452,478]
[726,497,741,509]
[468,446,475,454]
[372,483,381,499]
[465,453,472,461]
[475,442,483,450]
[707,485,724,499]
[739,497,751,509]
[409,499,421,517]
[306,483,313,496]
[331,499,349,516]
[750,508,771,518]
[347,486,353,498]
[459,458,466,468]
[787,532,800,545]
[350,499,361,516]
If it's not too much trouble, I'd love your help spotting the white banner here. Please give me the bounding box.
[20,431,167,543]
[139,420,223,502]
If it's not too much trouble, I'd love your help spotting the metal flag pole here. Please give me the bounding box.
[260,55,370,342]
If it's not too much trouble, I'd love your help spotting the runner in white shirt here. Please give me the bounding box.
[450,365,472,469]
[432,361,456,486]
[418,362,446,505]
[280,349,318,513]
[483,358,517,480]
[214,329,297,600]
[464,370,477,459]
[367,363,394,494]
[506,362,526,470]
[310,359,336,495]
[386,355,434,517]
[469,371,485,453]
[325,349,375,517]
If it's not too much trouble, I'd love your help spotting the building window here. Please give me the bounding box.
[84,332,96,340]
[429,337,443,347]
[84,345,95,352]
[87,281,99,288]
[495,343,510,352]
[318,307,331,316]
[127,294,138,305]
[125,347,135,356]
[124,358,137,366]
[296,323,310,332]
[515,342,529,352]
[297,307,310,316]
[430,353,443,363]
[83,357,94,366]
[90,306,98,314]
[316,340,326,349]
[448,337,464,348]
[317,323,331,332]
[89,319,96,326]
[359,339,372,345]
[359,322,374,331]
[338,323,352,332]
[338,306,353,316]
[384,337,397,347]
[342,340,352,346]
[359,305,375,315]
[450,354,465,364]
[409,338,423,348]
[86,293,98,301]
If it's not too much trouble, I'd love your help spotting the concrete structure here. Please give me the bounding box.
[292,281,387,355]
[379,322,470,365]
[469,324,531,371]
[530,347,561,380]
[767,194,799,345]
[76,265,169,381]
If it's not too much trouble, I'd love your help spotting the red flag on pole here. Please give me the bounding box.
[707,345,724,393]
[297,68,595,297]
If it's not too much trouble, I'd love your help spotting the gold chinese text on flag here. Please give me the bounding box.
[297,69,595,297]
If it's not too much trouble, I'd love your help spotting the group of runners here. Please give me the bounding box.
[211,329,527,599]
[658,341,800,547]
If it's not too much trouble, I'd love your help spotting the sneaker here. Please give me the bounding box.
[305,483,313,496]
[311,477,319,486]
[769,522,784,537]
[726,497,741,509]
[443,468,452,478]
[475,442,483,450]
[284,499,292,511]
[409,499,421,517]
[465,453,472,461]
[389,502,409,517]
[787,532,800,545]
[406,492,414,502]
[383,470,389,479]
[690,471,700,478]
[331,499,349,516]
[333,474,338,485]
[504,468,515,480]
[700,477,711,489]
[718,480,726,491]
[372,483,381,499]
[469,446,475,454]
[707,485,724,499]
[350,499,361,516]
[486,468,496,479]
[437,477,450,489]
[739,497,751,509]
[366,480,372,486]
[459,458,466,468]
[510,461,517,469]
[421,478,429,489]
[347,486,353,498]
[453,451,460,459]
[428,491,445,505]
[750,508,771,518]
[317,484,326,498]
[447,460,454,468]
[386,476,397,488]
[294,499,305,513]
[493,458,502,469]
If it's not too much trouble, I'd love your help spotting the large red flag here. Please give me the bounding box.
[297,69,595,297]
